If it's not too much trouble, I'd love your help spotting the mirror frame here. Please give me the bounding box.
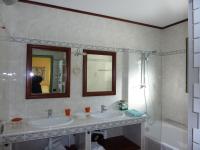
[26,44,71,99]
[82,49,116,96]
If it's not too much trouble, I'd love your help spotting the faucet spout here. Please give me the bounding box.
[47,109,53,118]
[101,105,107,113]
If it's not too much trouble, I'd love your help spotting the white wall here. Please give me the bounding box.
[161,22,188,125]
[0,2,161,120]
[0,18,10,120]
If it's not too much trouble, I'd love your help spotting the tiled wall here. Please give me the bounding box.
[0,2,162,120]
[161,22,188,125]
[128,53,162,122]
[190,0,200,149]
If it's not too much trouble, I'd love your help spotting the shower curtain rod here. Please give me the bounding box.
[0,36,158,53]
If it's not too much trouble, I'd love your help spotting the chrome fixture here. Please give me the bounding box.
[101,105,107,113]
[0,122,4,134]
[140,51,157,88]
[143,51,157,60]
[47,109,53,118]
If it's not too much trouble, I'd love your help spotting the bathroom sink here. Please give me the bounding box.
[91,111,125,119]
[29,117,73,128]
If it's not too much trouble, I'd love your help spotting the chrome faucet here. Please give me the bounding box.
[0,121,4,134]
[47,109,53,118]
[101,105,107,113]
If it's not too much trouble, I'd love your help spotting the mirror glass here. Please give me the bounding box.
[26,44,71,99]
[32,49,66,94]
[87,54,112,92]
[83,50,116,96]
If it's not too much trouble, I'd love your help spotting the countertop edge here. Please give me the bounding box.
[0,116,146,144]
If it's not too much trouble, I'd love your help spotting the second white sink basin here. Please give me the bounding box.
[29,117,73,128]
[91,111,125,119]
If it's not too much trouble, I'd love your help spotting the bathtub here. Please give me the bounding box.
[145,120,187,150]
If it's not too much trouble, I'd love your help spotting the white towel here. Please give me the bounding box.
[91,142,105,150]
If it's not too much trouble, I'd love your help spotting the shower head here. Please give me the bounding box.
[147,50,157,56]
[141,51,157,61]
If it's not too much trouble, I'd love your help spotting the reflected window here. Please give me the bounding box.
[83,50,116,96]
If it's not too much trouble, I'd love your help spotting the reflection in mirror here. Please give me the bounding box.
[32,50,66,94]
[26,44,71,99]
[87,55,112,92]
[83,50,116,96]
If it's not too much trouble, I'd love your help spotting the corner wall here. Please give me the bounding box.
[160,22,188,126]
[189,0,200,149]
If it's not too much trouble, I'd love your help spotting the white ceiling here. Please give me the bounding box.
[31,0,188,27]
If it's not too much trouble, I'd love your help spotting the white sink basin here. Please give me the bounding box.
[29,117,73,128]
[91,111,125,119]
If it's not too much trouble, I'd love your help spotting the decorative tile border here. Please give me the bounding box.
[0,36,186,56]
[159,49,186,56]
[0,36,158,53]
[0,117,145,144]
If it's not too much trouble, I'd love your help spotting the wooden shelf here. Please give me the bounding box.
[98,136,140,150]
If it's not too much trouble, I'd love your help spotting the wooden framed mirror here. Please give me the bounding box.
[26,44,71,99]
[83,50,116,96]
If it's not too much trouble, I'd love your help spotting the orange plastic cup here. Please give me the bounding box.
[65,108,71,116]
[85,106,91,113]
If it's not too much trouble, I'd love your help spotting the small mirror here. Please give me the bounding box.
[83,50,116,96]
[26,44,71,99]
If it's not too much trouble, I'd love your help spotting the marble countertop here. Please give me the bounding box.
[0,112,146,144]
